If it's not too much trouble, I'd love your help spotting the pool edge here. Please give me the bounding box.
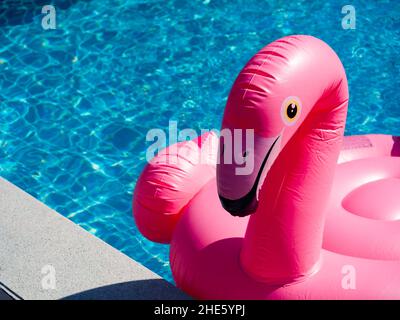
[0,177,189,300]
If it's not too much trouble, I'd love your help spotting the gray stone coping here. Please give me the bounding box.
[0,177,189,300]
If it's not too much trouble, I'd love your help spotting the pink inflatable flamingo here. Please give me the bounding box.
[134,35,400,299]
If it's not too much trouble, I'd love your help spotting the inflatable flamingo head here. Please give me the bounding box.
[217,35,348,216]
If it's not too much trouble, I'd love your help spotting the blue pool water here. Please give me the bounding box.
[0,0,399,282]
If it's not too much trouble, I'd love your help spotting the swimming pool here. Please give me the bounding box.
[0,0,399,282]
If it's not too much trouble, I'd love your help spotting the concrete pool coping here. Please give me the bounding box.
[0,177,189,300]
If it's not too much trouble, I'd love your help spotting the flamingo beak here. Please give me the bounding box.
[218,135,281,217]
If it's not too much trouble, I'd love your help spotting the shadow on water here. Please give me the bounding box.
[61,279,190,300]
[0,0,86,27]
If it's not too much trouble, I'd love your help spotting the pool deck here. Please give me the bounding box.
[0,177,188,300]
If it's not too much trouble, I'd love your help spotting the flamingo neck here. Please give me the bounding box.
[240,98,349,284]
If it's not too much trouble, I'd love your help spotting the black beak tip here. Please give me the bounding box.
[218,195,258,217]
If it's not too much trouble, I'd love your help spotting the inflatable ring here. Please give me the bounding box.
[133,35,400,299]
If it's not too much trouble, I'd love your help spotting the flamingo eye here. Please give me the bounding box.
[281,96,302,126]
[286,103,298,119]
